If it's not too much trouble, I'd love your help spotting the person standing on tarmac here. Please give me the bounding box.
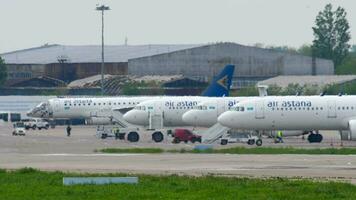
[66,124,72,137]
[276,130,283,143]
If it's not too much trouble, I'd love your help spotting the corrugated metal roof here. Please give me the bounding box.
[258,75,356,88]
[1,44,203,64]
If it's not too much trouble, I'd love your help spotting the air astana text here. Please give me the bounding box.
[165,101,198,107]
[267,101,312,108]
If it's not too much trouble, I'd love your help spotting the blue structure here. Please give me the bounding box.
[201,64,234,97]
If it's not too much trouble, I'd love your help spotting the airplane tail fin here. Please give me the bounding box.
[201,64,235,97]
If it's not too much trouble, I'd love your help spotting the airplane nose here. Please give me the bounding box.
[217,111,234,127]
[123,110,148,125]
[123,111,136,124]
[182,111,196,125]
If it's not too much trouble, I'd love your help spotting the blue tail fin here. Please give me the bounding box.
[201,64,235,97]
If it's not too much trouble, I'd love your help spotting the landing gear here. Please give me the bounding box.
[152,131,164,143]
[307,131,323,143]
[256,139,263,146]
[127,131,139,142]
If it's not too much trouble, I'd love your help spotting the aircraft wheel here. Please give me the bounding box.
[308,133,323,143]
[247,139,255,145]
[152,131,164,143]
[220,139,228,145]
[127,132,140,142]
[256,139,263,146]
[32,125,36,130]
[316,133,323,143]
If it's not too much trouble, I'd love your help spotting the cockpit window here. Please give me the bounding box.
[195,105,208,110]
[234,106,245,112]
[134,106,146,111]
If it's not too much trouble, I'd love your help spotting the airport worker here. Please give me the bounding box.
[277,130,283,143]
[66,125,71,137]
[113,127,120,139]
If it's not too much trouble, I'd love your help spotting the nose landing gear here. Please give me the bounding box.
[307,131,323,143]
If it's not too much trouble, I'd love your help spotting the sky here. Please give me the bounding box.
[0,0,355,53]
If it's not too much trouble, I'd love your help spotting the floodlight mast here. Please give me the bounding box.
[96,5,110,95]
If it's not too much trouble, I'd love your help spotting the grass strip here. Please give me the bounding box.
[0,168,356,200]
[99,148,164,153]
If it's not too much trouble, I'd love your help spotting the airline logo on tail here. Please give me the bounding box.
[201,64,235,97]
[217,75,229,89]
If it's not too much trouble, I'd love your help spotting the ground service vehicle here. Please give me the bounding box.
[172,129,202,143]
[12,122,26,136]
[34,119,50,130]
[220,132,262,146]
[22,119,37,130]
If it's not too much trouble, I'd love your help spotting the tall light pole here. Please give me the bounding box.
[96,5,110,95]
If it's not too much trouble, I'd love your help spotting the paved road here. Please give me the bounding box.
[1,124,356,183]
[1,153,356,183]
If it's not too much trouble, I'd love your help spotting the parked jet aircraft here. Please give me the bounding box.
[27,64,235,142]
[182,99,307,138]
[218,96,356,141]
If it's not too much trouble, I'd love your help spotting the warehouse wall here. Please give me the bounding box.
[128,43,334,78]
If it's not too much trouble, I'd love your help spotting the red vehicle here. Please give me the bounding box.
[172,129,202,143]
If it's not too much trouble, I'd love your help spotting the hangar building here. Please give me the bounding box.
[1,43,334,89]
[128,43,334,88]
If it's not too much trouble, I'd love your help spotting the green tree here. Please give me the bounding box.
[297,44,313,57]
[0,57,7,87]
[312,4,351,67]
[352,45,356,52]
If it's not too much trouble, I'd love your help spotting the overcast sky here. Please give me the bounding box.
[0,0,355,53]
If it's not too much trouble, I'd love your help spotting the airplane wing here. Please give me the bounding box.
[112,107,134,114]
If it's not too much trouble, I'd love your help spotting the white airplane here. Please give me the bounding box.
[123,96,239,127]
[27,64,235,142]
[27,96,153,125]
[218,95,356,141]
[182,99,308,138]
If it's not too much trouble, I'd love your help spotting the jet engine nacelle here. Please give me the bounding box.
[348,120,356,141]
[85,117,112,125]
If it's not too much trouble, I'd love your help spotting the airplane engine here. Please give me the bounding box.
[85,117,112,125]
[348,120,356,141]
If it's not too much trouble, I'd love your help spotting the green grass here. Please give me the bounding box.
[99,148,164,154]
[1,168,356,200]
[100,147,356,155]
